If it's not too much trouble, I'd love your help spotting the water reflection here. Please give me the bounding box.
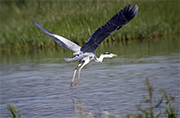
[72,98,114,118]
[72,98,92,118]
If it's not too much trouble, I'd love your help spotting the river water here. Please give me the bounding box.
[0,37,179,117]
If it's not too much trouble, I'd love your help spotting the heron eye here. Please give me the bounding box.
[76,54,79,56]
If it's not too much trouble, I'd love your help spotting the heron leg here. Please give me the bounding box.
[75,62,87,88]
[70,63,82,88]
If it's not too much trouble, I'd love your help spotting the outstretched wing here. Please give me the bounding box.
[80,4,138,53]
[33,22,81,52]
[64,55,88,62]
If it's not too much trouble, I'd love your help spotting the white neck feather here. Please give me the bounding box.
[95,54,109,62]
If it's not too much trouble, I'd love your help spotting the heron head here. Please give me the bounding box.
[102,52,117,58]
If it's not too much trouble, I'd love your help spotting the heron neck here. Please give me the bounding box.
[95,54,105,62]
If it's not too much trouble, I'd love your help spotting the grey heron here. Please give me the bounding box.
[33,4,138,88]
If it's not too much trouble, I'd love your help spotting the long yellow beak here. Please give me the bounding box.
[111,54,117,57]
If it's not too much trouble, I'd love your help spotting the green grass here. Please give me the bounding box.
[7,104,22,118]
[126,78,178,118]
[1,0,179,53]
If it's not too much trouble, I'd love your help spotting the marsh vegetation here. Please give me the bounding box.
[1,0,179,53]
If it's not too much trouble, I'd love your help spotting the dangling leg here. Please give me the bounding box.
[75,62,88,88]
[70,63,82,88]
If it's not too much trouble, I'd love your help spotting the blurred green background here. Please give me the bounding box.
[0,0,179,53]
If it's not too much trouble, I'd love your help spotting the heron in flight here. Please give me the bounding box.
[34,4,138,88]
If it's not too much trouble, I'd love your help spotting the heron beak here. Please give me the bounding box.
[111,54,117,57]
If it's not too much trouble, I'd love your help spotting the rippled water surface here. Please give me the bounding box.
[1,37,179,117]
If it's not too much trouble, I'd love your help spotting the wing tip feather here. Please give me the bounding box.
[124,4,138,22]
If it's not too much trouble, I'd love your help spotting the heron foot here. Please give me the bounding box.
[70,82,73,89]
[75,81,79,88]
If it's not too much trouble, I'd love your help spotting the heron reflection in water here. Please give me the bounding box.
[34,4,138,88]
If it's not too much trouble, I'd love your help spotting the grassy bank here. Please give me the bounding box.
[1,0,179,53]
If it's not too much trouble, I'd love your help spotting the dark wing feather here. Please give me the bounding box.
[80,4,138,53]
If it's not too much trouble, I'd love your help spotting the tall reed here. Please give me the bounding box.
[1,0,179,53]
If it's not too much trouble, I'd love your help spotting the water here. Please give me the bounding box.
[0,37,179,117]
